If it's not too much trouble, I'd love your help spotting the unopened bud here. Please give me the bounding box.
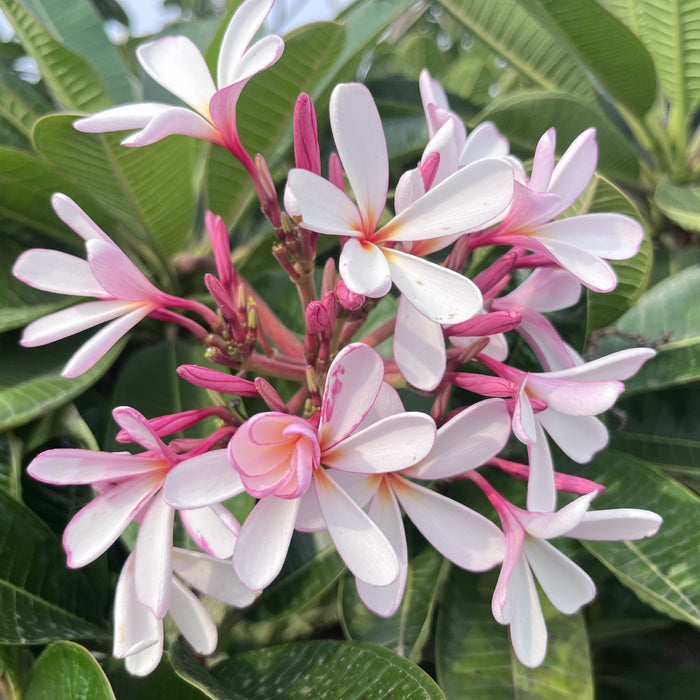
[448,310,521,337]
[474,251,517,294]
[321,292,337,339]
[255,377,288,412]
[204,211,235,291]
[306,300,329,335]
[328,153,344,191]
[293,93,321,175]
[336,277,365,311]
[256,154,282,228]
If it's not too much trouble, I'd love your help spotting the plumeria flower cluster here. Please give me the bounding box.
[15,0,661,675]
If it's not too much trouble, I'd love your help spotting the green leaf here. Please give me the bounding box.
[535,0,656,116]
[171,639,446,700]
[578,450,700,627]
[25,641,115,700]
[603,0,700,119]
[437,0,595,98]
[0,63,51,138]
[436,567,594,699]
[33,115,200,261]
[0,331,126,431]
[340,545,449,662]
[0,0,111,112]
[565,175,652,335]
[479,90,640,183]
[596,264,700,391]
[0,490,108,643]
[21,0,133,104]
[655,181,700,233]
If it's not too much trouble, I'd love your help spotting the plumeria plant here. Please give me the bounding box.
[1,0,699,698]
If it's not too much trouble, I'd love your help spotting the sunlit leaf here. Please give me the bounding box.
[655,181,700,233]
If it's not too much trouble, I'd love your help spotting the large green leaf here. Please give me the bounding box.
[579,450,700,627]
[21,0,133,104]
[479,90,640,183]
[535,0,656,116]
[0,331,126,431]
[597,264,700,391]
[435,567,594,698]
[0,0,111,112]
[655,181,700,233]
[108,655,207,700]
[25,641,115,700]
[340,545,449,662]
[0,63,51,139]
[603,0,700,119]
[33,115,200,262]
[437,0,595,98]
[0,490,108,643]
[171,639,446,700]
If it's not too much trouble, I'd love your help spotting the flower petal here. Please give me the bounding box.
[51,193,113,243]
[125,635,163,677]
[315,469,398,586]
[322,412,435,473]
[544,347,656,382]
[330,82,388,232]
[168,577,217,655]
[384,247,482,324]
[164,449,245,508]
[74,103,172,134]
[524,536,596,614]
[225,34,284,86]
[564,508,662,541]
[172,548,259,606]
[234,496,300,590]
[548,128,597,210]
[393,295,446,391]
[339,239,392,298]
[13,249,106,297]
[63,474,161,568]
[179,505,238,559]
[500,269,581,312]
[137,36,215,115]
[123,106,222,146]
[526,421,556,513]
[520,491,597,538]
[537,410,608,463]
[508,553,547,668]
[525,375,623,415]
[459,122,510,164]
[404,398,510,479]
[392,477,505,571]
[134,495,174,619]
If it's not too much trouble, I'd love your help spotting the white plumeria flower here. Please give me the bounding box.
[74,0,283,162]
[286,82,514,324]
[115,548,258,676]
[27,406,239,620]
[165,343,437,591]
[473,474,662,668]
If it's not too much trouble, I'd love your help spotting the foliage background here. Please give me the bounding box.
[0,0,699,697]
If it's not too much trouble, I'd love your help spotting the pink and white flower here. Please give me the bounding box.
[27,406,240,619]
[74,0,283,168]
[165,342,437,591]
[286,82,514,324]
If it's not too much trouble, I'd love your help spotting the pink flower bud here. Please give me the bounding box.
[335,277,365,311]
[306,300,329,334]
[177,365,259,396]
[450,372,516,397]
[254,377,287,412]
[474,251,517,294]
[293,93,321,175]
[228,412,320,499]
[205,212,235,292]
[448,310,521,337]
[328,153,344,191]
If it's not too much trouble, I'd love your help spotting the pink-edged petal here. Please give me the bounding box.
[225,34,284,85]
[113,553,161,659]
[512,381,537,444]
[422,120,460,187]
[537,410,608,463]
[330,83,388,232]
[526,375,623,415]
[491,510,525,624]
[564,508,662,541]
[208,82,246,148]
[519,491,597,538]
[125,634,163,677]
[234,496,300,590]
[61,305,155,378]
[501,269,581,312]
[179,505,238,559]
[314,468,398,586]
[51,193,113,243]
[392,477,505,571]
[168,577,217,655]
[63,473,161,568]
[322,411,435,473]
[27,449,161,484]
[549,128,597,210]
[319,343,384,448]
[459,122,510,164]
[134,495,174,619]
[526,421,556,513]
[394,167,424,214]
[137,36,215,115]
[294,481,327,532]
[123,106,221,146]
[419,69,450,128]
[287,168,363,237]
[20,300,144,347]
[529,128,556,193]
[508,553,547,668]
[376,158,514,242]
[545,347,656,382]
[172,548,260,606]
[112,406,174,461]
[339,239,392,298]
[357,382,405,431]
[356,481,407,617]
[524,536,595,614]
[164,449,244,508]
[393,295,446,391]
[405,398,510,480]
[13,249,106,297]
[384,247,482,324]
[74,103,172,134]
